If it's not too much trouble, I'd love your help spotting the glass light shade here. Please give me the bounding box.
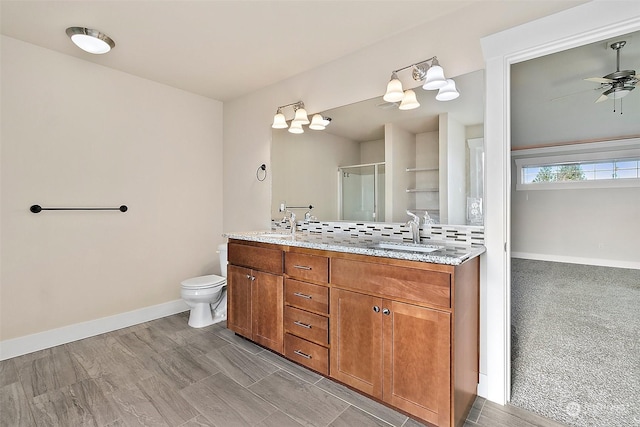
[272,113,288,129]
[288,121,304,134]
[398,90,420,110]
[436,79,460,101]
[71,34,111,54]
[309,114,326,130]
[292,107,310,125]
[66,27,115,54]
[383,74,404,103]
[423,65,447,90]
[606,88,633,99]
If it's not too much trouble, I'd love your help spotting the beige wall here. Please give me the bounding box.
[439,114,467,225]
[221,2,580,233]
[385,124,415,222]
[271,130,360,221]
[360,139,385,165]
[1,36,224,341]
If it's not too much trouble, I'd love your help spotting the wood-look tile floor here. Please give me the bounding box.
[0,312,567,427]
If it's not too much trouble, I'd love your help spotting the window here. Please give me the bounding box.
[522,159,640,183]
[513,139,640,190]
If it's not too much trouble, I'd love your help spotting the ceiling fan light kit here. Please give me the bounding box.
[585,40,637,113]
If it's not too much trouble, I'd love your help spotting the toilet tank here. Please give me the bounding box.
[218,243,228,278]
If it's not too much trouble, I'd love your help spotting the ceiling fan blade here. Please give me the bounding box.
[550,87,596,101]
[585,77,613,83]
[595,94,609,103]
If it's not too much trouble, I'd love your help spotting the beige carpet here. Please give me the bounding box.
[510,258,640,427]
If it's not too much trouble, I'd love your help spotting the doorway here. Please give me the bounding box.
[507,25,640,427]
[481,0,640,409]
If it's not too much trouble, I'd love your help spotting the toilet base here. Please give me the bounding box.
[187,304,227,328]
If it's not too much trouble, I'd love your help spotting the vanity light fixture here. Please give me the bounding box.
[309,114,332,130]
[398,89,420,110]
[435,79,460,101]
[383,56,459,107]
[66,27,115,54]
[271,101,331,134]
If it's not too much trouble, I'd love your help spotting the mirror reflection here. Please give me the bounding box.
[271,69,485,226]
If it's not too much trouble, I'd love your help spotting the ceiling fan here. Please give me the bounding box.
[585,41,637,104]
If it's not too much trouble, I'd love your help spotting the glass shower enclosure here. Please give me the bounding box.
[338,162,385,222]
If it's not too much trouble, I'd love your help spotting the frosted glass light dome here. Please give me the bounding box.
[66,27,115,54]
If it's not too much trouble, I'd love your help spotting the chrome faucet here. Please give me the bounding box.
[423,210,435,225]
[287,210,297,234]
[406,210,421,244]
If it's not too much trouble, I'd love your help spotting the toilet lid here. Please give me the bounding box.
[181,274,226,289]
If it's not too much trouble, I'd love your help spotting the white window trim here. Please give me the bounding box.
[513,138,640,191]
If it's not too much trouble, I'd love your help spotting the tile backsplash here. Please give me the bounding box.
[272,220,484,246]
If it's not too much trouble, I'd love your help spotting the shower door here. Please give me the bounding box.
[339,163,385,222]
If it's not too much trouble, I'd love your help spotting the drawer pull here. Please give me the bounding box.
[293,321,311,329]
[294,350,312,359]
[293,265,312,270]
[293,292,312,299]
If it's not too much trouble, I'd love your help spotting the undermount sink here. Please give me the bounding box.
[260,232,293,238]
[373,242,441,253]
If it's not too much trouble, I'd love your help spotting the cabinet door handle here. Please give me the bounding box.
[293,265,312,270]
[293,292,312,299]
[373,306,380,313]
[250,276,256,281]
[293,321,311,329]
[294,350,312,359]
[246,274,251,279]
[382,308,390,315]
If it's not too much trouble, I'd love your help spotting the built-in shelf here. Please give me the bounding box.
[406,167,438,172]
[406,188,439,193]
[409,207,439,211]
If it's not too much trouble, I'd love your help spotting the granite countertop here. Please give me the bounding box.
[223,230,485,266]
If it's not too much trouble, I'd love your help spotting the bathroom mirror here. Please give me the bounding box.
[271,69,485,226]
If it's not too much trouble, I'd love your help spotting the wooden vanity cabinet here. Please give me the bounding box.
[227,240,284,353]
[330,255,479,427]
[282,250,330,375]
[226,239,479,427]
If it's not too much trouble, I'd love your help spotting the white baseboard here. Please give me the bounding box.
[511,252,640,270]
[477,373,489,398]
[0,299,189,361]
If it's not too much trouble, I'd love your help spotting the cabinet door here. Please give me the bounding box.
[227,265,252,338]
[251,270,284,353]
[383,301,451,426]
[330,289,383,399]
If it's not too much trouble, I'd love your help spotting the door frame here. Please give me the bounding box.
[480,1,640,405]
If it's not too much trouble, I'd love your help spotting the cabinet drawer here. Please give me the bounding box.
[284,333,329,375]
[284,252,329,283]
[330,258,451,308]
[284,306,329,346]
[285,278,329,315]
[228,242,283,274]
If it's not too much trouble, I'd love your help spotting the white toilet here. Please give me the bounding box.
[180,243,228,328]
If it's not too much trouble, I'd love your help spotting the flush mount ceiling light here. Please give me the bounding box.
[66,27,115,54]
[383,56,459,108]
[271,101,331,134]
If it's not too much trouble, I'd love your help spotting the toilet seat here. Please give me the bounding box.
[181,274,226,290]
